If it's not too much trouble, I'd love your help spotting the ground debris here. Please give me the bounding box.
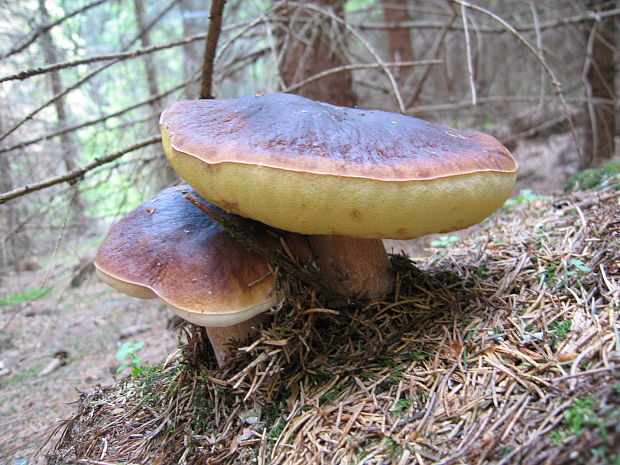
[46,181,620,465]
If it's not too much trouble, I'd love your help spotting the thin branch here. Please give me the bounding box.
[0,59,118,143]
[0,135,161,204]
[0,29,206,144]
[450,0,581,158]
[0,33,207,84]
[0,77,192,154]
[356,8,620,33]
[200,0,227,99]
[217,47,268,81]
[183,193,330,297]
[183,192,223,224]
[461,3,477,106]
[408,94,588,114]
[528,1,545,107]
[283,60,441,94]
[1,0,110,60]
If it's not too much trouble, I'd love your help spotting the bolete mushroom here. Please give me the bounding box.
[160,93,518,299]
[94,185,303,366]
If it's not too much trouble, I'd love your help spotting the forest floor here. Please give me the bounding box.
[0,133,617,465]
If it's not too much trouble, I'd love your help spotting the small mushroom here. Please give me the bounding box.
[94,186,304,366]
[160,93,518,299]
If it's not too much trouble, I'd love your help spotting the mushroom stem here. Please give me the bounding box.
[308,235,394,299]
[205,314,267,366]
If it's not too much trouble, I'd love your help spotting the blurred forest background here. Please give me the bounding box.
[1,0,618,270]
[0,0,618,461]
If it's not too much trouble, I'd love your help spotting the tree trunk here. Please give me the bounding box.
[38,0,87,228]
[133,0,178,189]
[582,0,617,167]
[134,0,161,114]
[179,0,203,98]
[0,117,31,268]
[276,0,357,107]
[381,0,415,84]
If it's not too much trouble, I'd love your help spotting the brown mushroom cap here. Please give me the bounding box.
[94,186,276,327]
[160,93,518,240]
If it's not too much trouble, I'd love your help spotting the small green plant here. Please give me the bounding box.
[496,446,514,458]
[567,258,592,278]
[394,399,412,409]
[404,349,428,362]
[471,266,489,286]
[503,189,552,209]
[0,287,51,306]
[115,341,145,376]
[430,235,460,248]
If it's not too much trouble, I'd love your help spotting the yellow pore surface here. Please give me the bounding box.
[164,137,517,240]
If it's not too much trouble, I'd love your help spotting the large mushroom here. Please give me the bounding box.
[160,93,518,299]
[95,185,307,366]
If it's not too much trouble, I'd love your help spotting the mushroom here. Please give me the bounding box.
[94,185,305,366]
[160,93,518,299]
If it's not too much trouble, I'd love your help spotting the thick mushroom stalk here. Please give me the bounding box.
[94,186,305,366]
[308,236,393,299]
[160,93,519,299]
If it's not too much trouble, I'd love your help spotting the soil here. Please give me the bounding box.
[0,133,584,464]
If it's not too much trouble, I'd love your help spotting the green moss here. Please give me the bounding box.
[549,317,571,344]
[564,160,620,192]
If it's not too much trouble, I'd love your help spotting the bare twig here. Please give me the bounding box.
[283,60,440,94]
[460,3,477,105]
[0,33,207,84]
[0,135,160,204]
[357,8,620,33]
[183,192,224,224]
[200,0,227,99]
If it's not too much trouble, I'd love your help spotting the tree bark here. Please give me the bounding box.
[179,0,203,98]
[582,0,617,167]
[277,0,357,107]
[0,116,31,268]
[381,0,415,84]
